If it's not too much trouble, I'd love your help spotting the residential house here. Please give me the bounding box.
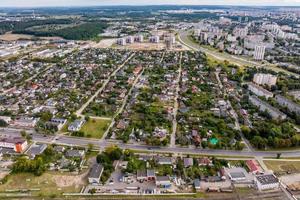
[26,143,47,159]
[156,176,171,188]
[88,163,104,184]
[65,149,85,159]
[68,119,85,132]
[157,157,173,165]
[246,160,262,174]
[194,179,201,190]
[184,158,194,168]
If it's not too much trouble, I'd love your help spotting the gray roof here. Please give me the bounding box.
[147,169,155,177]
[68,119,85,130]
[256,174,278,185]
[229,172,246,179]
[157,157,172,164]
[27,144,47,156]
[65,149,85,158]
[50,118,67,124]
[156,176,169,182]
[137,169,147,178]
[194,179,201,187]
[89,164,104,179]
[54,146,65,153]
[184,158,193,167]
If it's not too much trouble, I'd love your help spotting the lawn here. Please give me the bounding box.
[264,160,300,173]
[80,118,111,138]
[0,172,83,197]
[59,120,70,133]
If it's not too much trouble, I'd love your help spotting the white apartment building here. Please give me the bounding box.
[253,73,277,87]
[233,27,248,38]
[285,33,298,40]
[227,34,237,42]
[244,35,264,49]
[126,36,134,44]
[275,95,300,115]
[249,96,287,120]
[117,38,126,46]
[199,32,208,43]
[248,82,274,99]
[135,35,144,42]
[149,35,160,43]
[253,45,266,61]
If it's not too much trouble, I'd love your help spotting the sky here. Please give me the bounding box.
[0,0,300,7]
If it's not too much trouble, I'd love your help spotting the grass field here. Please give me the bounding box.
[0,172,83,197]
[59,120,70,133]
[264,160,300,173]
[80,118,111,138]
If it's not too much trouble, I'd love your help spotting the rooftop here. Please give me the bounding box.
[156,176,169,182]
[89,163,104,179]
[256,174,278,185]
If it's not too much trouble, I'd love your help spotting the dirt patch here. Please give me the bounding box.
[280,164,297,172]
[114,42,165,51]
[92,39,117,48]
[52,171,87,188]
[0,33,33,41]
[0,171,10,180]
[39,36,64,40]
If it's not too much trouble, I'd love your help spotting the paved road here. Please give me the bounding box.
[170,52,182,148]
[215,71,253,152]
[101,68,145,141]
[3,128,300,158]
[75,53,136,117]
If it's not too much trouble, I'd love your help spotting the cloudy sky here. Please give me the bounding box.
[0,0,300,7]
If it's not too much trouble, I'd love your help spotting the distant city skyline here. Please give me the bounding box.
[1,0,300,7]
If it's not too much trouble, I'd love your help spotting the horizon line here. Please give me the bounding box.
[1,4,300,9]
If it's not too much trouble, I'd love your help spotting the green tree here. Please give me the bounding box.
[276,153,281,159]
[90,188,96,195]
[20,130,27,138]
[87,143,94,153]
[0,119,8,127]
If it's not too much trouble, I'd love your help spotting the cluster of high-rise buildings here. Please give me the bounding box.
[116,33,176,49]
[193,16,299,62]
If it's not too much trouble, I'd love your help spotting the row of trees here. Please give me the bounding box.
[0,19,71,34]
[96,145,123,183]
[12,146,55,176]
[13,22,108,40]
[242,121,299,149]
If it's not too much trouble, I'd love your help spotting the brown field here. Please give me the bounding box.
[0,171,86,197]
[113,42,187,51]
[0,32,33,41]
[91,38,117,48]
[264,160,300,174]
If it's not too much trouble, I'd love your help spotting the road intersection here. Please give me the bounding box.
[2,127,300,158]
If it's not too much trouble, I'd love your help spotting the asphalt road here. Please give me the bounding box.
[75,52,136,117]
[2,127,300,158]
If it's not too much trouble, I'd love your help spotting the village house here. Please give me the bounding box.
[68,119,85,132]
[88,163,104,184]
